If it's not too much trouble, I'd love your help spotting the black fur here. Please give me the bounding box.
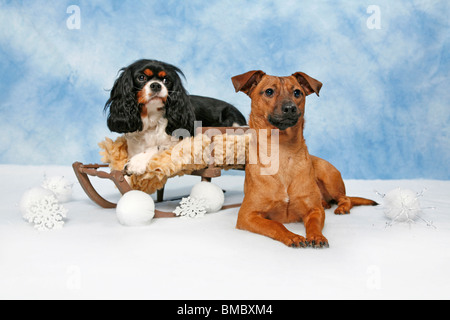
[190,95,246,127]
[105,66,143,133]
[104,59,246,136]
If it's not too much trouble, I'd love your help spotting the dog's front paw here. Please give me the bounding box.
[125,161,147,175]
[125,152,153,175]
[306,234,329,248]
[282,234,307,248]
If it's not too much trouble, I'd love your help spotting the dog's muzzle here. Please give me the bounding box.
[268,102,301,130]
[150,82,162,93]
[147,80,168,101]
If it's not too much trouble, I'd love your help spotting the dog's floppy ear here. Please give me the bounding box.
[292,72,322,97]
[164,82,196,137]
[231,70,266,95]
[104,67,143,133]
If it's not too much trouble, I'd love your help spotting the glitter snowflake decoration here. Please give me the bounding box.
[22,193,68,231]
[376,188,435,228]
[174,196,207,218]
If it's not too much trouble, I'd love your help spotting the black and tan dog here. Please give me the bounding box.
[104,59,246,175]
[231,70,377,248]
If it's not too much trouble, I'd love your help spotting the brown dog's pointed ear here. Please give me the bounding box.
[231,70,266,95]
[292,72,322,96]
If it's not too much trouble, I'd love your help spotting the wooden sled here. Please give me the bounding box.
[73,126,248,218]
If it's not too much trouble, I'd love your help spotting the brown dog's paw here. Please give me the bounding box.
[334,205,351,215]
[306,235,329,248]
[282,234,307,248]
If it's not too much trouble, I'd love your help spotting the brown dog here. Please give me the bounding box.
[231,70,377,248]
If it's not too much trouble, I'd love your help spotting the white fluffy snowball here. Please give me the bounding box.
[116,190,155,226]
[42,176,73,203]
[190,181,224,213]
[383,188,421,222]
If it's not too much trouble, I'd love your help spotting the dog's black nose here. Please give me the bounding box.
[282,103,297,114]
[150,82,162,92]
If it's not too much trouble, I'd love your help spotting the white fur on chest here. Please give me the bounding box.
[125,100,174,158]
[124,100,177,175]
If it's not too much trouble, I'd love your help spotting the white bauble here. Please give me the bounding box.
[42,176,73,203]
[116,190,155,226]
[190,181,224,213]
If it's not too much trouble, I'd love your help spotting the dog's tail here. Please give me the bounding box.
[349,197,378,207]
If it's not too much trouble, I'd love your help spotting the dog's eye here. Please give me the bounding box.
[162,77,170,85]
[294,89,302,98]
[137,75,147,82]
[265,88,274,97]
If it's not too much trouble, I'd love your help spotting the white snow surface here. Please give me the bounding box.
[1,165,449,300]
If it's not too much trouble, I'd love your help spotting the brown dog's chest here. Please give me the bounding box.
[280,148,307,179]
[245,142,319,222]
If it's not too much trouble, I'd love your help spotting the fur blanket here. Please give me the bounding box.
[98,133,249,194]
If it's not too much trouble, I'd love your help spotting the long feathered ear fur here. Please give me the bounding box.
[104,67,143,133]
[164,76,196,137]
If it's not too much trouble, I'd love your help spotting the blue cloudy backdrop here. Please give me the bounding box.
[0,0,449,179]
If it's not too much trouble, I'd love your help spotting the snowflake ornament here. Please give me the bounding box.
[174,196,207,218]
[20,187,68,230]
